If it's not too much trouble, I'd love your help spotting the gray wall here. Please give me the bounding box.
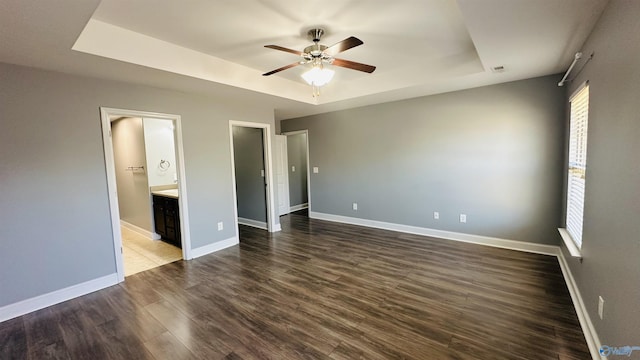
[560,0,640,348]
[286,133,308,207]
[232,126,267,223]
[0,62,276,307]
[281,75,566,245]
[112,117,152,231]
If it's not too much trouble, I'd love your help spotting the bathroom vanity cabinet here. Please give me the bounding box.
[152,194,181,248]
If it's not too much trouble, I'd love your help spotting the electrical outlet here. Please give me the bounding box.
[459,214,467,223]
[598,296,604,319]
[217,222,224,231]
[352,203,358,211]
[433,211,440,220]
[291,166,296,172]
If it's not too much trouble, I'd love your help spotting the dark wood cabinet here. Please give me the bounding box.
[152,195,181,248]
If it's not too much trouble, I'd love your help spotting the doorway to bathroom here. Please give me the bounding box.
[100,108,192,282]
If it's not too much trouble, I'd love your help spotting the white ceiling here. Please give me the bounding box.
[0,0,608,120]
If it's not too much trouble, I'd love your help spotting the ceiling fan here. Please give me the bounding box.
[262,28,376,83]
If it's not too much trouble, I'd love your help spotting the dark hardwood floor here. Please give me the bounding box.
[1,212,590,359]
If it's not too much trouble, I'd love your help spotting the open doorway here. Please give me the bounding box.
[232,126,267,229]
[229,121,279,240]
[100,108,192,282]
[283,130,311,216]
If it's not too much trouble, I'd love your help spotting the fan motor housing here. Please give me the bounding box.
[304,44,328,57]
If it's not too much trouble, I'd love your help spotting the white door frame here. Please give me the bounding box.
[100,107,192,282]
[282,130,311,212]
[275,135,290,216]
[229,120,279,237]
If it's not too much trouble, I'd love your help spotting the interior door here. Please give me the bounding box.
[275,135,290,216]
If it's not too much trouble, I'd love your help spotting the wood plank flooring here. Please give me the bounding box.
[0,212,590,359]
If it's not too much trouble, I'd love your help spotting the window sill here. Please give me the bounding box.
[558,228,583,258]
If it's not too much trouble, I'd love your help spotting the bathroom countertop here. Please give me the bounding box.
[151,189,179,199]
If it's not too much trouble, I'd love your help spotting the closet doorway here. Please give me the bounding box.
[283,130,311,215]
[229,120,279,239]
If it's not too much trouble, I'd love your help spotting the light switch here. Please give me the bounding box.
[260,169,265,177]
[313,167,319,173]
[291,166,296,172]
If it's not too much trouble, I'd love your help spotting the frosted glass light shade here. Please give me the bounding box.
[301,67,335,86]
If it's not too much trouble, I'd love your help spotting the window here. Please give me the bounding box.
[565,84,589,249]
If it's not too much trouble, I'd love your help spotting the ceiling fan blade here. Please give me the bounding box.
[332,58,376,73]
[324,36,363,56]
[264,45,304,56]
[262,62,301,76]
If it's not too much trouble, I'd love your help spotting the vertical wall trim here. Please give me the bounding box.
[173,114,193,260]
[99,108,126,282]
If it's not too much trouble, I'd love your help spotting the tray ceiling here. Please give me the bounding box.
[1,0,608,119]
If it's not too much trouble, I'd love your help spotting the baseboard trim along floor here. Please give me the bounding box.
[309,210,602,360]
[0,236,238,323]
[237,217,268,230]
[0,274,118,323]
[557,250,603,360]
[190,236,238,259]
[309,211,558,256]
[0,212,602,360]
[289,203,309,212]
[121,220,161,240]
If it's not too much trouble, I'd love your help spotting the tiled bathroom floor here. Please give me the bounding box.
[121,226,182,276]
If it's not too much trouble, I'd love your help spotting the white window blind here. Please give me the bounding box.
[566,84,589,248]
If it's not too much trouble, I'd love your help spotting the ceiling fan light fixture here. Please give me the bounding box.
[263,28,374,97]
[301,66,335,87]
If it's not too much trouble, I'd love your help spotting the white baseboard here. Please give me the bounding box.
[557,249,603,360]
[272,223,282,232]
[238,217,268,230]
[309,210,602,359]
[120,220,160,240]
[0,273,119,323]
[309,211,559,256]
[1,212,602,360]
[0,235,239,323]
[290,203,309,212]
[191,236,238,259]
